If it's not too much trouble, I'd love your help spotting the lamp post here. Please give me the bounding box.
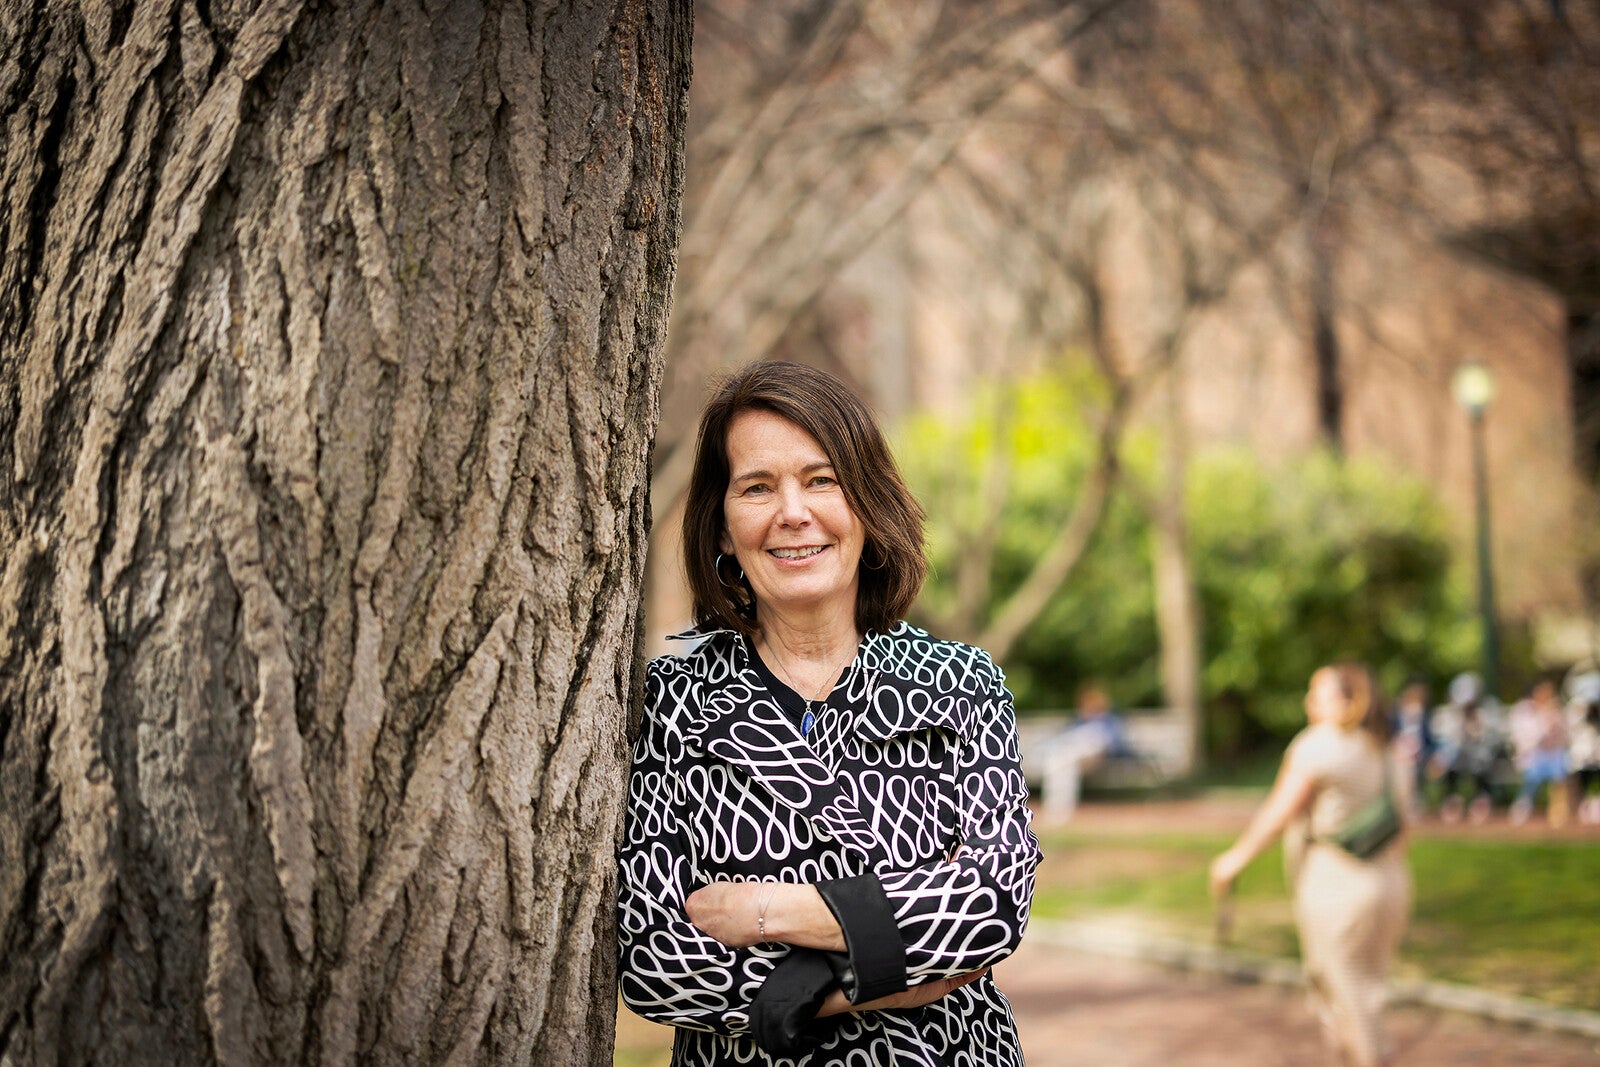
[1452,361,1498,701]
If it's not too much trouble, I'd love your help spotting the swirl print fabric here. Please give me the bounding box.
[617,622,1042,1065]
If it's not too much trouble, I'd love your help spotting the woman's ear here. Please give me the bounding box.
[718,530,733,556]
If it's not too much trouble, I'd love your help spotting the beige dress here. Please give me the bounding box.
[1282,723,1412,1066]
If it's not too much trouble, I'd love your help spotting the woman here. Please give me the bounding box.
[617,361,1041,1065]
[1210,664,1411,1067]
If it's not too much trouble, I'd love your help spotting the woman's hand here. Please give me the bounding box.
[1208,848,1247,900]
[1210,755,1316,901]
[815,968,990,1018]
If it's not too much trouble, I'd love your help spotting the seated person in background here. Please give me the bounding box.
[1567,694,1600,826]
[1041,683,1133,822]
[1391,680,1435,815]
[1509,679,1569,827]
[1429,673,1508,824]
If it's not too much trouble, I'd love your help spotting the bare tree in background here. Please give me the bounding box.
[1032,0,1416,753]
[0,2,690,1063]
[649,0,1383,745]
[650,0,1129,516]
[916,115,1307,760]
[942,0,1600,729]
[1388,0,1600,639]
[647,0,1598,726]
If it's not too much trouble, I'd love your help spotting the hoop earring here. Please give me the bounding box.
[863,545,889,571]
[715,553,745,588]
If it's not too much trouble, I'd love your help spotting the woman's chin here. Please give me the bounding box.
[753,575,857,615]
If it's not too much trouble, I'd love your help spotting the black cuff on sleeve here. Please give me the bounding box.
[815,873,908,1003]
[749,949,836,1057]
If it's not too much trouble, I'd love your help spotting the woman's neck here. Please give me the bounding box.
[754,604,861,668]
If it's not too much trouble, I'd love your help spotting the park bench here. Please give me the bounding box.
[1016,709,1196,792]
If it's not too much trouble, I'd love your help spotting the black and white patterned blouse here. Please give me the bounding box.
[616,621,1042,1065]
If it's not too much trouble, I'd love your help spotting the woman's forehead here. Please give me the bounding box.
[725,409,831,468]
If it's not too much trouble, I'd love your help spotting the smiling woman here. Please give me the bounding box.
[720,410,866,629]
[683,362,928,645]
[615,361,1041,1066]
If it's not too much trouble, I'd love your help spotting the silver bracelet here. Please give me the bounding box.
[756,883,778,942]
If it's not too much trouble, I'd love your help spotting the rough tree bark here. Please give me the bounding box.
[0,1,690,1063]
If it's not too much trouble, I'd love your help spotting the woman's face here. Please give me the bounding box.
[1305,668,1346,725]
[719,409,865,623]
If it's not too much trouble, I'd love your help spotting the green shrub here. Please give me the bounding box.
[897,371,1491,755]
[1189,447,1484,753]
[898,371,1161,712]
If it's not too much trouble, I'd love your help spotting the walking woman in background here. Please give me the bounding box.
[616,361,1040,1066]
[1210,664,1411,1067]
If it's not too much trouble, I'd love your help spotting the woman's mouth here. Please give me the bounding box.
[768,545,828,560]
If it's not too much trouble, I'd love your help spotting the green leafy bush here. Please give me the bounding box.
[1189,448,1480,754]
[898,372,1161,712]
[897,372,1487,755]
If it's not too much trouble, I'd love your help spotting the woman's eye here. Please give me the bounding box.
[811,475,836,487]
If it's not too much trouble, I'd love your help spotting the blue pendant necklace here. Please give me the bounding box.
[764,644,854,738]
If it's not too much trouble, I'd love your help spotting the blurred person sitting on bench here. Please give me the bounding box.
[1391,680,1435,816]
[1508,679,1569,827]
[1041,683,1134,821]
[1428,673,1507,824]
[1567,693,1600,825]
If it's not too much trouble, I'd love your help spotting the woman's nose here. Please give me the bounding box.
[776,483,810,525]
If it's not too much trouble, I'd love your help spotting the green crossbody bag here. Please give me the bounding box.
[1323,763,1403,860]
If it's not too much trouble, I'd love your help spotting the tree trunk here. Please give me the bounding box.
[1310,217,1343,451]
[1570,311,1600,656]
[0,1,691,1064]
[1151,365,1203,771]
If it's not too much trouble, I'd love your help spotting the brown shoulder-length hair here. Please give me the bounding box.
[1325,661,1392,744]
[682,360,927,637]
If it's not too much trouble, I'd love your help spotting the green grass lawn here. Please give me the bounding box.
[1031,826,1600,1012]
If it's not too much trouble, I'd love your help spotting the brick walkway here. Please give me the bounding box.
[616,939,1600,1066]
[998,937,1600,1067]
